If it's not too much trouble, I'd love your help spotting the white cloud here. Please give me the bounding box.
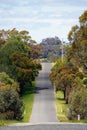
[1,17,78,25]
[0,0,87,42]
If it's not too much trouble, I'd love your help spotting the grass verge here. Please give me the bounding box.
[55,91,68,122]
[21,83,35,122]
[55,90,87,123]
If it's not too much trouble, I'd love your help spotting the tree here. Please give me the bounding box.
[29,43,42,59]
[0,36,30,79]
[68,87,87,120]
[79,10,87,26]
[67,10,87,75]
[40,36,62,61]
[0,28,42,120]
[68,25,79,42]
[0,29,42,95]
[50,58,83,103]
[19,30,31,43]
[0,28,33,44]
[10,51,42,94]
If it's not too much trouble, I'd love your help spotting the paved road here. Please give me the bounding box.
[1,123,87,130]
[30,62,58,123]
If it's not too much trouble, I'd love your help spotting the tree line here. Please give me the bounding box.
[50,10,87,120]
[40,36,63,61]
[0,29,42,120]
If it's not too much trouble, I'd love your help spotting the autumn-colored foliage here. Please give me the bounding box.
[50,10,87,120]
[50,61,83,103]
[67,10,87,75]
[10,51,41,94]
[0,28,42,120]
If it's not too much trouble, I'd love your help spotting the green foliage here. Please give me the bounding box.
[0,72,22,120]
[0,28,33,44]
[50,58,67,83]
[0,28,42,122]
[0,37,30,79]
[50,58,83,103]
[79,10,87,25]
[0,72,14,85]
[50,10,87,122]
[67,10,87,75]
[0,86,23,120]
[0,29,42,94]
[10,51,41,94]
[68,87,87,120]
[0,72,20,93]
[1,36,30,55]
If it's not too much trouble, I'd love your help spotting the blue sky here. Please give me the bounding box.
[0,0,87,43]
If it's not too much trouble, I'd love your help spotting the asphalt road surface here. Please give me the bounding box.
[30,62,58,123]
[1,123,87,130]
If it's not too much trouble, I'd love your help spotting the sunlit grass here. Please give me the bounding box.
[55,91,87,123]
[21,87,34,122]
[55,91,68,122]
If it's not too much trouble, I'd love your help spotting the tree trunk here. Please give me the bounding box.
[63,90,66,100]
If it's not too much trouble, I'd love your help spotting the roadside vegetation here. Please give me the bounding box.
[21,82,35,122]
[0,29,42,125]
[55,91,87,123]
[0,10,87,125]
[50,10,87,122]
[55,91,68,122]
[0,82,35,125]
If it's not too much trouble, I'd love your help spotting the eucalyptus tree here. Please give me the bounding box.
[67,10,87,75]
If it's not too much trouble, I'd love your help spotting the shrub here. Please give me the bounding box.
[0,86,24,120]
[68,88,87,120]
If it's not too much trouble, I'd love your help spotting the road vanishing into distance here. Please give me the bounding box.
[1,63,87,130]
[30,62,58,123]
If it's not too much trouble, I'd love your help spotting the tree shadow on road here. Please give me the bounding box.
[34,86,49,94]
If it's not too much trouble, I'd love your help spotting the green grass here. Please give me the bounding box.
[55,91,87,123]
[0,120,7,126]
[21,86,35,122]
[55,91,68,122]
[0,82,35,125]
